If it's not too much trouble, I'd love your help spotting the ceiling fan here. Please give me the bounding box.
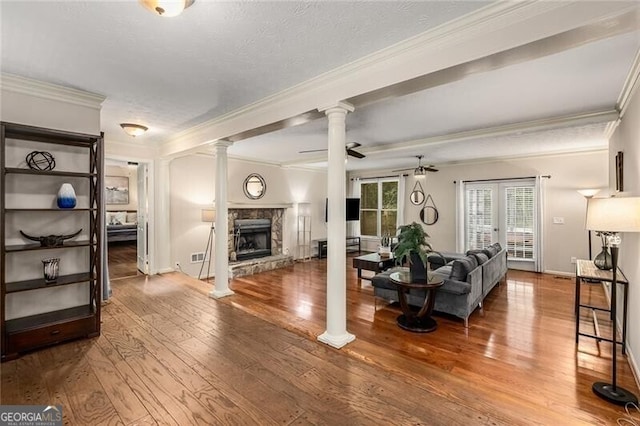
[298,142,365,159]
[392,155,438,177]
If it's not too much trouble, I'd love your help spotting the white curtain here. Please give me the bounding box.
[350,178,361,237]
[455,180,465,253]
[535,175,545,272]
[397,174,406,229]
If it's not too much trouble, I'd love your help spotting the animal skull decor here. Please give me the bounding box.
[20,229,82,247]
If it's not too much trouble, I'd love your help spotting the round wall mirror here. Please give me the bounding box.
[243,173,266,199]
[420,206,439,225]
[410,190,425,205]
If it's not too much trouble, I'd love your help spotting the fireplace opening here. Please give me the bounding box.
[233,218,271,261]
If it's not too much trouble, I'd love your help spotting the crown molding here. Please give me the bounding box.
[616,48,640,118]
[0,73,106,109]
[161,1,634,157]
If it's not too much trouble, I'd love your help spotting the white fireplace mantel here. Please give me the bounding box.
[227,202,294,209]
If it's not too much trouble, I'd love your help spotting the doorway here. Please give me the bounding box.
[105,160,150,280]
[463,179,539,271]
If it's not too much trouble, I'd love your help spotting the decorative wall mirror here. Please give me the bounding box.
[420,194,439,225]
[243,173,266,199]
[410,181,425,205]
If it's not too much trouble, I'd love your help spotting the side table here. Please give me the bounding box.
[390,270,444,333]
[575,259,629,354]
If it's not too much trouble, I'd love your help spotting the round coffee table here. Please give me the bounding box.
[389,270,444,333]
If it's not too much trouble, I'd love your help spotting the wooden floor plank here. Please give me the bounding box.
[2,256,638,425]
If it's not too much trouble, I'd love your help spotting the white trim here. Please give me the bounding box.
[157,268,174,274]
[317,331,356,349]
[627,345,640,389]
[617,48,640,118]
[0,73,105,109]
[228,202,293,209]
[543,269,574,277]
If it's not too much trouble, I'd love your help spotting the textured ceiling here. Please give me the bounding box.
[0,0,488,143]
[1,1,638,171]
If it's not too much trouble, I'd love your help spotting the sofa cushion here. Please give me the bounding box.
[467,251,489,265]
[371,267,405,291]
[440,279,471,295]
[450,256,477,281]
[484,245,498,258]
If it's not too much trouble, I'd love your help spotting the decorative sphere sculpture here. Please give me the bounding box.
[26,151,56,171]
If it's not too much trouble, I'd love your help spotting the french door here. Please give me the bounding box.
[465,180,538,271]
[137,163,149,274]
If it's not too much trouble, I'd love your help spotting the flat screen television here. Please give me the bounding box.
[325,198,360,222]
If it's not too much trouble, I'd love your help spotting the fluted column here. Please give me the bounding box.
[210,140,234,299]
[317,101,356,349]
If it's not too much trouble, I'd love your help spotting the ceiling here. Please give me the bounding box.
[1,1,639,172]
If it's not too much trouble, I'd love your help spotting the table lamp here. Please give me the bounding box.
[585,196,640,405]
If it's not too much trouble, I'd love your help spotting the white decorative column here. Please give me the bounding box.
[318,101,356,349]
[154,158,172,274]
[210,140,235,299]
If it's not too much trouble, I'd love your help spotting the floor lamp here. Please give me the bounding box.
[198,209,215,281]
[578,189,600,260]
[586,196,640,405]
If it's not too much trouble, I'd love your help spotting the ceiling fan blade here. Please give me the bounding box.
[391,167,415,172]
[425,166,439,172]
[347,149,365,159]
[299,149,328,154]
[345,142,361,150]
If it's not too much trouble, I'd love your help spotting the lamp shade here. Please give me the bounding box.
[201,209,215,223]
[577,189,600,198]
[586,197,640,233]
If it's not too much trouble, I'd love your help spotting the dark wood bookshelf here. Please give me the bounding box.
[1,121,102,361]
[5,167,97,178]
[5,240,94,252]
[5,305,94,333]
[6,273,94,293]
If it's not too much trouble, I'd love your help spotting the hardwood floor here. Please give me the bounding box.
[108,241,141,280]
[2,257,638,425]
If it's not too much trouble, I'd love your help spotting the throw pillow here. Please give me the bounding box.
[111,211,126,225]
[467,251,489,265]
[450,256,478,281]
[126,211,137,223]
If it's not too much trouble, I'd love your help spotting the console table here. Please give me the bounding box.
[317,236,361,259]
[575,259,629,354]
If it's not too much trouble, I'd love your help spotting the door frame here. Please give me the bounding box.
[462,178,539,272]
[104,155,155,276]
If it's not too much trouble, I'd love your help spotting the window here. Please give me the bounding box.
[360,179,398,237]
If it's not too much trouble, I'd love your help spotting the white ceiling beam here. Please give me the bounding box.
[160,1,638,158]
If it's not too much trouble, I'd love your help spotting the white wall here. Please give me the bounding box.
[105,164,138,211]
[609,85,640,385]
[350,150,608,274]
[170,155,327,278]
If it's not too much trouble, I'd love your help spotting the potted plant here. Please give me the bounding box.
[393,222,433,282]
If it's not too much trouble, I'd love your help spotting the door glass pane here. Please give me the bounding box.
[506,186,534,259]
[360,210,378,236]
[466,188,493,250]
[361,183,378,209]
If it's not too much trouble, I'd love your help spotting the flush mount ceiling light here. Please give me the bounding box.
[120,123,148,137]
[139,0,195,17]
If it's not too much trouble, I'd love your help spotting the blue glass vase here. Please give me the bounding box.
[57,183,76,209]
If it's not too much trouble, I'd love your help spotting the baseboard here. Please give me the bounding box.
[543,269,574,278]
[627,345,640,389]
[157,267,175,274]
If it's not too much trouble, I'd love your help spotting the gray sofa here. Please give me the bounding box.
[371,243,507,327]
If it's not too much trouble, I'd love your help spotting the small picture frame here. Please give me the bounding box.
[615,151,624,192]
[105,176,129,204]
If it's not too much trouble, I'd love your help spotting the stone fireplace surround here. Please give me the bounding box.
[227,207,294,278]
